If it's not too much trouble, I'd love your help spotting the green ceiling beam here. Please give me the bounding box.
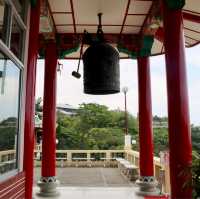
[165,0,185,10]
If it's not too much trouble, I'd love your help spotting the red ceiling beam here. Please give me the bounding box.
[139,3,154,35]
[155,27,164,42]
[155,27,200,46]
[55,24,141,27]
[184,26,200,34]
[52,12,72,14]
[187,41,200,47]
[127,13,147,16]
[183,12,200,23]
[70,0,76,34]
[185,35,199,42]
[183,9,200,15]
[58,33,139,44]
[139,0,162,37]
[46,0,57,33]
[39,33,139,51]
[120,0,131,35]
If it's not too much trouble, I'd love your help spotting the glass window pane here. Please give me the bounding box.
[0,51,21,175]
[10,16,24,60]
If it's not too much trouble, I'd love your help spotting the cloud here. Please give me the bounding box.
[186,45,200,68]
[36,45,200,125]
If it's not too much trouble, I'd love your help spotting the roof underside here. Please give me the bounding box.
[39,0,200,59]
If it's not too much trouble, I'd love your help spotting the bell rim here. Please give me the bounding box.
[84,88,120,95]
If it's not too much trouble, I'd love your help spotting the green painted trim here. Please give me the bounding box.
[165,0,185,10]
[117,35,154,59]
[59,44,80,59]
[117,35,154,58]
[139,49,151,57]
[39,48,45,59]
[30,0,37,7]
[117,44,137,59]
[139,35,154,57]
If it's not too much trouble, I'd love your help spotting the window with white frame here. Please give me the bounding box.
[0,0,27,177]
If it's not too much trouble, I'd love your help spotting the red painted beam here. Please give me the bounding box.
[155,26,199,44]
[47,0,57,34]
[120,0,131,35]
[23,1,40,199]
[127,13,147,16]
[184,26,200,34]
[39,33,139,50]
[183,9,200,16]
[185,35,199,42]
[183,12,200,23]
[155,27,164,42]
[70,0,76,34]
[52,12,72,14]
[139,3,153,35]
[56,24,141,27]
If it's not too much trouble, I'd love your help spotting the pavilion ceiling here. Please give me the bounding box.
[38,0,200,59]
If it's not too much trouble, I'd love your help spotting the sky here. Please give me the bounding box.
[0,60,20,121]
[36,45,200,125]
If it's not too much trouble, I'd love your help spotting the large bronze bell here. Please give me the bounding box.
[81,13,120,95]
[83,42,120,94]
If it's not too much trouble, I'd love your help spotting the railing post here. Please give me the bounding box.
[87,152,90,161]
[133,155,136,166]
[67,152,72,162]
[106,151,111,160]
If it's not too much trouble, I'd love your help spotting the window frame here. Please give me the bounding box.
[1,0,27,64]
[0,0,28,181]
[0,40,24,181]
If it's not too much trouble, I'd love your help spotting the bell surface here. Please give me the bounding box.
[83,43,120,95]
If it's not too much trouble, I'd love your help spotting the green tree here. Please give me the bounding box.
[89,128,124,150]
[56,103,138,150]
[153,128,169,156]
[191,127,200,154]
[78,103,112,130]
[0,117,17,150]
[56,107,200,160]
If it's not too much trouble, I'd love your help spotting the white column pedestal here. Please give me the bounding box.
[136,176,160,196]
[37,176,60,197]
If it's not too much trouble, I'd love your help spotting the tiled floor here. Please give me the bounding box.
[34,168,142,199]
[34,186,143,199]
[34,168,133,187]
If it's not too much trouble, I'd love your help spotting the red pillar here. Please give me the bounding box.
[137,57,154,178]
[163,3,192,198]
[23,1,40,199]
[136,57,158,195]
[41,42,57,178]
